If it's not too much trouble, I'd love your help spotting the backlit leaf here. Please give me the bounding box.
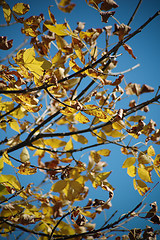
[97,149,111,156]
[2,151,13,167]
[2,1,11,24]
[133,179,150,196]
[20,147,30,162]
[154,154,160,166]
[122,157,136,168]
[90,151,101,163]
[85,104,107,119]
[18,165,37,175]
[8,117,20,133]
[0,157,4,172]
[51,180,68,192]
[75,112,90,124]
[138,167,153,183]
[147,145,155,156]
[127,165,136,177]
[64,138,73,151]
[72,134,88,144]
[44,138,66,148]
[0,174,21,190]
[93,171,112,188]
[44,23,69,36]
[12,3,30,15]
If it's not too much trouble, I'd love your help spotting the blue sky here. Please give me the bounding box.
[0,0,160,238]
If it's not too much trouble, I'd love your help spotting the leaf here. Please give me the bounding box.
[147,145,155,156]
[44,23,69,36]
[93,171,112,188]
[122,157,136,168]
[138,152,152,164]
[123,43,136,59]
[138,167,153,183]
[12,3,30,15]
[127,115,146,122]
[133,179,150,196]
[51,180,68,192]
[90,151,101,163]
[154,154,160,166]
[97,149,111,156]
[8,117,20,133]
[64,138,73,151]
[2,151,13,167]
[75,112,90,124]
[0,36,13,50]
[1,1,12,24]
[69,58,82,73]
[112,120,125,130]
[0,174,21,190]
[127,165,136,177]
[23,47,52,80]
[20,147,30,162]
[0,157,4,172]
[85,104,107,119]
[44,139,66,148]
[72,134,88,144]
[58,0,75,13]
[18,165,37,175]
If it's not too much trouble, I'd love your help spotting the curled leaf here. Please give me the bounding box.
[0,36,13,50]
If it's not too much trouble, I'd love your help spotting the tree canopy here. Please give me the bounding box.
[0,0,160,239]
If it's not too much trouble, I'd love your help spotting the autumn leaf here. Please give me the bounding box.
[123,43,137,59]
[75,112,90,124]
[122,157,136,168]
[0,36,13,50]
[138,167,153,183]
[72,134,88,144]
[1,0,12,24]
[133,179,150,196]
[97,149,111,157]
[12,3,30,15]
[20,147,30,162]
[127,165,136,177]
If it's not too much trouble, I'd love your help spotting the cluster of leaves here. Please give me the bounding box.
[0,0,160,239]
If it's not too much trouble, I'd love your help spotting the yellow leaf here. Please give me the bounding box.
[2,151,13,167]
[90,151,101,163]
[93,171,112,188]
[97,149,111,156]
[75,112,90,124]
[2,1,11,24]
[0,157,4,172]
[72,134,88,144]
[51,180,68,192]
[0,174,21,190]
[85,104,107,119]
[112,120,125,130]
[147,145,155,156]
[8,117,20,133]
[96,130,106,144]
[154,154,160,166]
[18,166,37,175]
[23,47,51,80]
[60,107,77,116]
[64,138,73,151]
[44,138,66,148]
[20,147,30,162]
[69,58,82,72]
[133,179,150,196]
[107,130,124,138]
[12,3,30,15]
[138,167,153,183]
[127,165,136,177]
[122,157,136,168]
[75,48,85,64]
[44,23,69,36]
[127,115,146,122]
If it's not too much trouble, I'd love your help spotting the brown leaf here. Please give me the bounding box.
[111,74,124,86]
[0,36,13,50]
[113,23,131,40]
[140,84,154,94]
[100,0,119,11]
[123,43,136,59]
[100,11,115,23]
[125,83,141,96]
[76,22,85,32]
[150,215,160,225]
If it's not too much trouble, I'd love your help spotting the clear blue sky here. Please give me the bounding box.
[0,0,160,237]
